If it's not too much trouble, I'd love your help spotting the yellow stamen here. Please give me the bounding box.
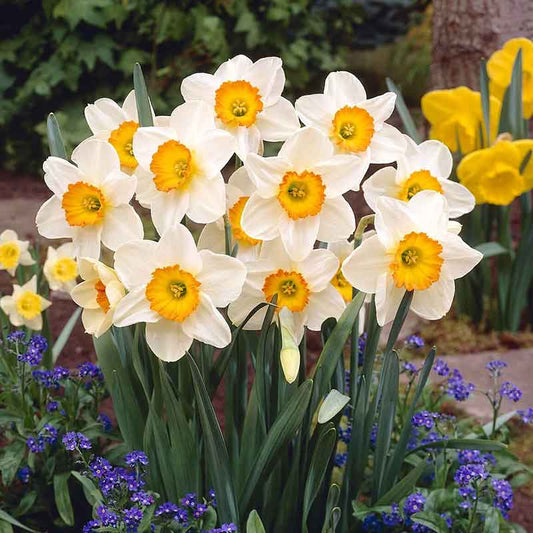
[108,120,139,169]
[398,170,444,201]
[145,265,201,322]
[331,267,352,303]
[0,241,20,269]
[277,170,326,220]
[390,232,443,291]
[331,106,375,153]
[215,80,263,127]
[262,269,310,312]
[228,196,262,246]
[52,257,78,283]
[150,140,197,192]
[16,291,42,320]
[62,182,106,227]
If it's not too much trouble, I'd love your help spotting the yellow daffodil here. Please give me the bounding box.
[228,239,345,360]
[181,55,299,161]
[0,230,35,276]
[241,127,364,261]
[133,101,235,235]
[342,191,482,326]
[457,140,533,205]
[197,166,262,262]
[70,258,125,338]
[43,243,78,293]
[295,71,405,164]
[363,137,475,217]
[85,90,169,172]
[0,276,51,330]
[421,87,501,153]
[112,225,246,362]
[36,139,144,259]
[488,37,533,119]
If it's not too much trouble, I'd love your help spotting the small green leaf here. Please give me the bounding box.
[0,520,13,533]
[318,389,350,424]
[483,507,500,533]
[246,510,266,533]
[46,113,67,159]
[133,63,153,127]
[411,511,450,533]
[54,472,74,526]
[71,471,103,506]
[386,78,420,142]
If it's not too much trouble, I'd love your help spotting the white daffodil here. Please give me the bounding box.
[197,166,262,262]
[342,191,483,326]
[133,101,235,235]
[181,54,300,160]
[0,230,35,275]
[363,137,475,218]
[241,127,364,261]
[227,239,345,347]
[71,258,125,338]
[43,243,78,293]
[0,276,51,330]
[36,138,144,259]
[112,225,246,362]
[85,90,168,173]
[295,71,405,163]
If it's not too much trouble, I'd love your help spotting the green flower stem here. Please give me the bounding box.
[353,214,375,247]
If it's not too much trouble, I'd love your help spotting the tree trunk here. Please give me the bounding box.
[431,0,533,89]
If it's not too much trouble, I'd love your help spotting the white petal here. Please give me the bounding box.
[85,98,125,133]
[278,127,333,172]
[358,92,396,124]
[101,170,137,205]
[244,153,287,197]
[35,197,73,239]
[1,295,15,315]
[411,277,455,321]
[227,291,267,330]
[180,73,217,104]
[342,235,389,294]
[406,190,449,239]
[146,320,193,362]
[169,101,216,146]
[255,97,300,141]
[132,126,175,170]
[23,276,38,293]
[43,157,83,197]
[234,125,261,161]
[151,191,189,236]
[197,222,225,254]
[194,129,235,176]
[440,180,476,218]
[313,153,369,197]
[280,215,320,262]
[375,272,405,326]
[297,248,339,292]
[101,205,144,251]
[135,166,159,206]
[121,90,139,121]
[440,234,483,279]
[196,250,246,307]
[241,194,283,240]
[362,166,400,212]
[182,294,231,348]
[25,315,43,331]
[72,226,102,259]
[214,54,253,80]
[114,240,159,289]
[316,197,355,243]
[416,140,453,178]
[324,71,367,107]
[374,196,417,249]
[156,224,202,274]
[113,286,159,327]
[187,173,226,224]
[368,124,407,164]
[0,230,17,241]
[71,138,120,180]
[295,93,333,130]
[71,280,98,309]
[248,56,284,106]
[305,285,345,330]
[228,166,256,196]
[327,239,353,262]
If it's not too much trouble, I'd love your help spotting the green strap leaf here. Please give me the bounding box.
[321,484,341,533]
[385,78,420,143]
[375,459,427,506]
[411,511,450,533]
[239,379,313,514]
[246,510,266,533]
[384,290,413,353]
[407,438,506,457]
[133,63,154,127]
[71,471,103,506]
[46,113,67,159]
[52,307,81,363]
[0,511,37,533]
[479,60,492,146]
[475,242,509,258]
[187,352,239,524]
[54,472,74,526]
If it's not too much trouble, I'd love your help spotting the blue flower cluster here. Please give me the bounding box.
[77,361,104,389]
[405,334,425,350]
[518,407,533,423]
[500,381,522,402]
[62,431,93,451]
[402,361,419,376]
[26,424,58,453]
[6,331,48,366]
[411,411,437,429]
[432,359,475,401]
[486,360,507,375]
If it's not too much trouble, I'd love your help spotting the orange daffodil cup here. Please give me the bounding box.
[30,54,484,380]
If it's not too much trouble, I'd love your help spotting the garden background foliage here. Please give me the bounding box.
[0,0,428,172]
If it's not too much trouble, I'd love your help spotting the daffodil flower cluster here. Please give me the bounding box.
[32,54,482,376]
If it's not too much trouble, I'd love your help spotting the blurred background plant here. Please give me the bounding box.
[0,0,429,173]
